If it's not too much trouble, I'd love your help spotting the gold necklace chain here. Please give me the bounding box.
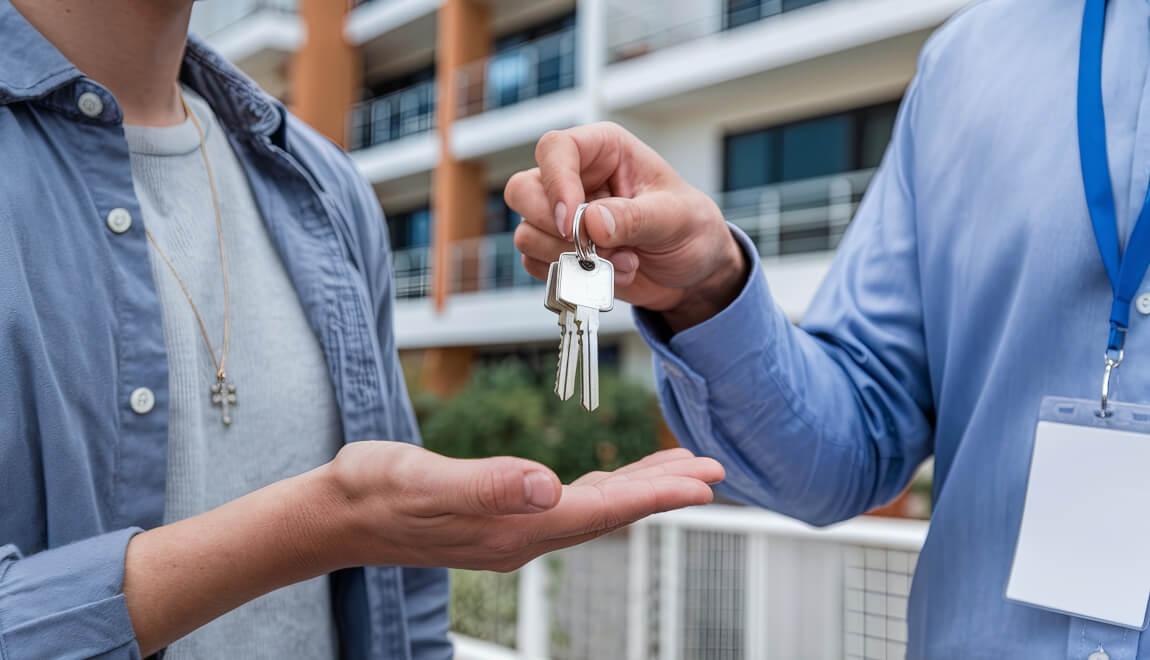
[143,91,237,425]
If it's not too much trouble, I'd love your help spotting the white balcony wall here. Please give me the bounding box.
[602,0,969,111]
[353,131,439,183]
[451,89,582,160]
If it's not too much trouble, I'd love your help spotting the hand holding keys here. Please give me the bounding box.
[544,203,614,411]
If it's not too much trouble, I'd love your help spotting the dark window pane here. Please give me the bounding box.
[387,206,433,250]
[725,0,763,29]
[779,115,851,182]
[860,102,899,169]
[782,0,823,10]
[725,131,775,191]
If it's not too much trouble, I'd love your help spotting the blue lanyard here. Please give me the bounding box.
[1079,0,1150,413]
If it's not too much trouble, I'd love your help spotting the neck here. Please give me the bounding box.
[12,0,193,126]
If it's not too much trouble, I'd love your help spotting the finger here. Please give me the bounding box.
[570,448,698,488]
[583,193,696,251]
[570,448,698,487]
[585,456,724,487]
[514,220,571,264]
[414,454,563,517]
[535,130,588,239]
[522,255,550,282]
[505,169,554,231]
[535,474,716,539]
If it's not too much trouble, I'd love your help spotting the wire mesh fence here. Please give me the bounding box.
[451,505,927,660]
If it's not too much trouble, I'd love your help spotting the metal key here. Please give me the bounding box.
[544,261,578,399]
[555,252,614,410]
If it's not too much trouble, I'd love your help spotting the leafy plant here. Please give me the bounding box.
[416,362,659,483]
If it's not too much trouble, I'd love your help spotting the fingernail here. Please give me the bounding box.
[598,205,616,238]
[524,471,558,510]
[554,202,568,238]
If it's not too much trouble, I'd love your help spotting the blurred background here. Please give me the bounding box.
[190,1,967,658]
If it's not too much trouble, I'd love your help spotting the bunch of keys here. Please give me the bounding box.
[545,203,614,411]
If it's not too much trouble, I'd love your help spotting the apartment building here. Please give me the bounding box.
[191,0,965,490]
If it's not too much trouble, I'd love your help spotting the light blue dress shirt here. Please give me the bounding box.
[0,1,449,658]
[638,0,1150,657]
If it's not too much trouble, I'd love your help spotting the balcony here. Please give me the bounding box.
[451,504,927,660]
[720,169,874,259]
[456,27,578,118]
[607,0,828,63]
[350,81,437,151]
[601,0,966,113]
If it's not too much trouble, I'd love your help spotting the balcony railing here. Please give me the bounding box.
[457,27,578,118]
[450,233,541,294]
[190,0,296,36]
[349,80,437,151]
[451,504,927,660]
[720,169,875,259]
[393,246,433,299]
[607,0,829,63]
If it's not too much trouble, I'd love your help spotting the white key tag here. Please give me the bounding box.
[1006,396,1150,629]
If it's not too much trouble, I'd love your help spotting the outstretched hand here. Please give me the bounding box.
[323,443,724,571]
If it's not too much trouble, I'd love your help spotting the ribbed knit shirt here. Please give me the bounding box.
[124,88,342,660]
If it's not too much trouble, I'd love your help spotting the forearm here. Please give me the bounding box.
[643,228,932,525]
[124,466,344,656]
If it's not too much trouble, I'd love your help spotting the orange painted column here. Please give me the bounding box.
[288,0,360,147]
[423,0,491,397]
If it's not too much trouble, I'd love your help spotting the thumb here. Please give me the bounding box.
[429,455,562,516]
[582,191,692,251]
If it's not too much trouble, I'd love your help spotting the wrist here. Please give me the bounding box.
[663,228,748,333]
[283,464,359,574]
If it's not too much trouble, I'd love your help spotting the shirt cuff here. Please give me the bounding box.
[0,528,143,660]
[634,224,780,386]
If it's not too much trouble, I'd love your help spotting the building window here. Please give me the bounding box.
[486,12,577,111]
[723,101,899,191]
[387,205,433,251]
[724,0,827,31]
[722,101,900,256]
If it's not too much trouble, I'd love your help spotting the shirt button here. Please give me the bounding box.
[106,208,132,234]
[1137,292,1150,315]
[130,387,156,415]
[77,91,104,118]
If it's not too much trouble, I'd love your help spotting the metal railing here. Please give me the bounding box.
[449,233,542,294]
[190,0,297,36]
[349,80,437,150]
[453,505,927,660]
[607,0,829,63]
[457,27,578,118]
[720,169,875,259]
[393,246,433,299]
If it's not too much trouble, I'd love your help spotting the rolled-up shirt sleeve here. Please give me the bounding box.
[635,73,934,527]
[0,528,143,660]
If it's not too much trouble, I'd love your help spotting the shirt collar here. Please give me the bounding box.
[0,0,282,137]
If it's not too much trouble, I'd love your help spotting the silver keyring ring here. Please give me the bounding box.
[571,203,596,263]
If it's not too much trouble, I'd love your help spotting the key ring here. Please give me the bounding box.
[571,203,596,269]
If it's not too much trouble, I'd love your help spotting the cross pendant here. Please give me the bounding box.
[210,373,238,426]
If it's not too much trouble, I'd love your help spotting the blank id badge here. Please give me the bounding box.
[1007,396,1150,629]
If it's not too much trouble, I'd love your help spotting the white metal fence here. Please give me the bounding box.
[453,505,927,660]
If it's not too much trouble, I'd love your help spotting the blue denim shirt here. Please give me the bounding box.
[0,3,450,659]
[639,1,1150,658]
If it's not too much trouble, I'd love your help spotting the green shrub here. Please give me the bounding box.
[416,362,659,483]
